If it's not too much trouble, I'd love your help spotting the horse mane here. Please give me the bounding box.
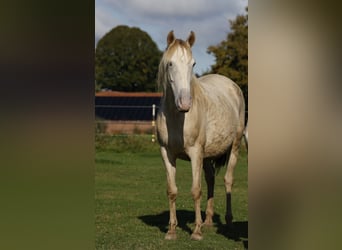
[157,39,192,92]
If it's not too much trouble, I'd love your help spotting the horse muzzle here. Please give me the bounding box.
[176,89,192,112]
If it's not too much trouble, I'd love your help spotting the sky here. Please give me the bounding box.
[95,0,248,75]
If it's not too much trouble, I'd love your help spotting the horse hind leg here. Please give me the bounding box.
[224,138,242,226]
[203,159,215,226]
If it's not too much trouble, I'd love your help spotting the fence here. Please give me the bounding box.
[95,92,248,146]
[95,104,159,142]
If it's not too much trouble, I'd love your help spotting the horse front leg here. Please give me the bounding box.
[188,146,204,240]
[203,160,215,226]
[160,147,178,240]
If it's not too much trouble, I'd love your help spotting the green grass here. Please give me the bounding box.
[95,136,248,249]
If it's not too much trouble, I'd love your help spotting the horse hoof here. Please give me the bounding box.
[165,231,177,240]
[190,233,203,241]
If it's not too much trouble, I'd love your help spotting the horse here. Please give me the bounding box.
[156,30,246,240]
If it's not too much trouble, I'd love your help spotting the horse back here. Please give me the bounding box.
[198,74,244,111]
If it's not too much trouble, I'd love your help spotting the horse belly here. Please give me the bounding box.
[203,111,238,158]
[204,131,236,158]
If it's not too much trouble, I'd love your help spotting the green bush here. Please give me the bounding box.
[95,134,159,153]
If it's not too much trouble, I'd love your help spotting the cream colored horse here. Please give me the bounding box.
[156,31,245,240]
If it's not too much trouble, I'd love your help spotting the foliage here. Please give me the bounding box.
[95,25,162,92]
[207,7,248,110]
[95,144,248,249]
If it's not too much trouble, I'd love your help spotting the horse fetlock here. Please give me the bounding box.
[204,217,213,226]
[204,212,214,226]
[169,219,177,228]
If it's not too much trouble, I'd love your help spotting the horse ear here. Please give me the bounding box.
[187,31,195,47]
[167,30,175,47]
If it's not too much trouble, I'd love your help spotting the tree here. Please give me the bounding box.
[95,25,162,92]
[207,8,248,109]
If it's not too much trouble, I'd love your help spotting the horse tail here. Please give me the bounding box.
[235,82,247,153]
[213,146,232,175]
[215,153,229,169]
[243,123,248,151]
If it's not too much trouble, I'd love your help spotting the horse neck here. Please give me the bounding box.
[162,84,179,116]
[190,76,198,100]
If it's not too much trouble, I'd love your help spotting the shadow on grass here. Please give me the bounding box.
[217,220,248,249]
[138,210,248,247]
[138,210,193,235]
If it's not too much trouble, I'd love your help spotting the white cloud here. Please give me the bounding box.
[96,0,248,74]
[124,0,226,18]
[111,0,246,19]
[95,5,120,44]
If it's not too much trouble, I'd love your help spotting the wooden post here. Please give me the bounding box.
[151,104,156,142]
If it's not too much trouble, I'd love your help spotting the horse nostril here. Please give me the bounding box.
[177,98,191,112]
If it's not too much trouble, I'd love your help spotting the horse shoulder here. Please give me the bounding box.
[183,110,205,146]
[182,84,208,149]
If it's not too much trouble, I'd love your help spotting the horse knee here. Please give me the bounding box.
[167,187,178,201]
[191,187,202,200]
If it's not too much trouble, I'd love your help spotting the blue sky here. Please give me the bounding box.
[95,0,248,75]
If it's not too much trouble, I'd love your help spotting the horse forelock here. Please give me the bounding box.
[165,39,191,60]
[158,40,192,92]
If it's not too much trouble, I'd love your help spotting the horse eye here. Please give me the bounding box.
[168,62,173,67]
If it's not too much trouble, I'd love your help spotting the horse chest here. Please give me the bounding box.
[156,112,200,151]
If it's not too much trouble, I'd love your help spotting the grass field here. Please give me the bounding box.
[95,135,248,249]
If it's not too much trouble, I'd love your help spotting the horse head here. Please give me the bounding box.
[160,31,196,112]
